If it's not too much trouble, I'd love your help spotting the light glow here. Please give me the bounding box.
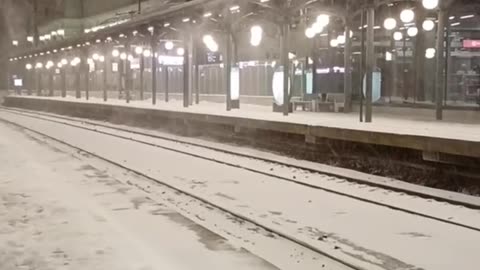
[400,9,415,23]
[384,18,397,30]
[250,25,263,46]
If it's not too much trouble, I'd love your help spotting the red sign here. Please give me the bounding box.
[463,40,480,48]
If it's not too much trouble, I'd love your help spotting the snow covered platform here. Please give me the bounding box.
[3,95,480,160]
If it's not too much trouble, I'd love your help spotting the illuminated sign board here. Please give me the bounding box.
[463,40,480,48]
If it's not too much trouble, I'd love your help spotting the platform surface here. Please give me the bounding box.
[3,95,480,157]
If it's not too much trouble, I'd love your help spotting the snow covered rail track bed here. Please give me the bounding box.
[2,107,480,227]
[0,108,479,270]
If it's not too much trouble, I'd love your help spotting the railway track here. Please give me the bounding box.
[1,107,480,230]
[0,107,479,270]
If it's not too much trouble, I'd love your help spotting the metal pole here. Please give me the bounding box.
[359,9,365,122]
[444,16,451,105]
[365,7,375,123]
[61,67,66,97]
[151,31,157,105]
[84,51,90,100]
[75,65,81,98]
[281,22,290,116]
[402,30,407,101]
[165,65,169,102]
[391,36,397,103]
[28,70,32,95]
[435,9,446,120]
[225,31,232,111]
[36,69,41,96]
[192,38,199,105]
[125,43,132,103]
[48,68,53,96]
[140,53,144,100]
[183,32,190,108]
[118,59,123,99]
[103,46,108,101]
[344,21,352,113]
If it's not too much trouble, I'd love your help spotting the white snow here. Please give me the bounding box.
[0,122,288,270]
[2,110,479,270]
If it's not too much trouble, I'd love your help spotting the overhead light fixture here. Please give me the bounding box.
[422,0,439,10]
[400,9,415,23]
[305,27,315,38]
[425,48,436,59]
[393,31,403,41]
[330,39,339,47]
[407,27,418,37]
[202,35,219,52]
[316,14,330,27]
[112,49,120,57]
[384,18,397,30]
[12,40,18,46]
[143,50,151,57]
[460,14,474,20]
[311,21,324,34]
[135,46,143,55]
[250,25,263,46]
[203,12,212,18]
[164,41,174,50]
[27,36,34,43]
[26,63,33,70]
[422,19,435,31]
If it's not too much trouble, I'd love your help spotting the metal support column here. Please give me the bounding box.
[281,22,290,116]
[444,20,451,105]
[27,70,32,96]
[75,65,81,98]
[103,46,108,101]
[365,7,375,123]
[48,68,53,96]
[344,22,352,113]
[118,59,123,99]
[225,31,232,111]
[188,34,194,106]
[151,30,157,105]
[140,53,144,100]
[36,69,41,96]
[84,50,90,100]
[61,67,66,97]
[125,43,132,103]
[359,9,365,122]
[435,9,446,120]
[194,38,200,104]
[183,32,191,108]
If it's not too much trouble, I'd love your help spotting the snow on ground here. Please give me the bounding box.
[0,122,286,270]
[2,110,479,270]
[11,95,480,142]
[9,108,480,229]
